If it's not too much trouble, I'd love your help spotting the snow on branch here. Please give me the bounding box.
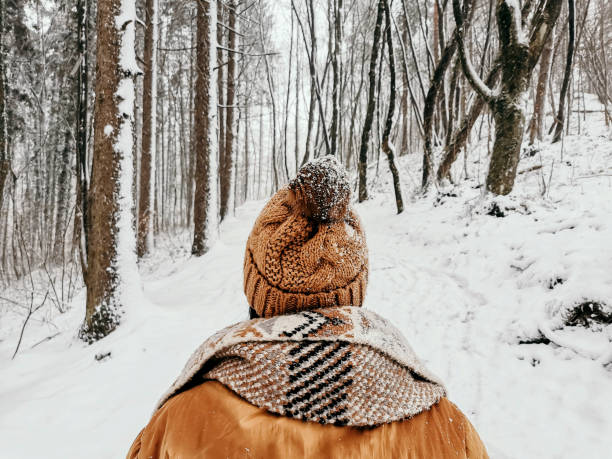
[113,0,141,306]
[452,0,498,103]
[216,45,279,56]
[500,0,527,45]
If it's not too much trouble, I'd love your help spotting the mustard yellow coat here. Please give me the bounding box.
[128,381,488,458]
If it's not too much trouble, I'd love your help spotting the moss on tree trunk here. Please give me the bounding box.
[486,97,526,195]
[485,35,529,196]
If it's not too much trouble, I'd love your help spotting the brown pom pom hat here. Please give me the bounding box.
[244,156,368,318]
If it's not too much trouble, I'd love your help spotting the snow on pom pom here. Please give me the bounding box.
[289,156,351,222]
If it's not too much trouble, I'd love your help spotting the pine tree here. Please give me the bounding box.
[82,0,140,341]
[192,0,218,256]
[138,0,159,258]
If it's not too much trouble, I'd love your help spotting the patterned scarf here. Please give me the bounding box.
[156,306,446,427]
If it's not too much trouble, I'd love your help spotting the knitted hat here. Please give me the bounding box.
[244,156,368,318]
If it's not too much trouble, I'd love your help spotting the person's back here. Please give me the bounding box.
[128,157,488,458]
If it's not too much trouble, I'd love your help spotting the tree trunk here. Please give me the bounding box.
[399,16,410,156]
[259,13,278,190]
[138,0,158,258]
[529,27,554,144]
[487,95,527,194]
[282,11,294,179]
[293,0,331,160]
[551,0,575,143]
[303,84,316,166]
[301,0,317,167]
[422,44,457,188]
[358,0,384,202]
[192,0,218,256]
[381,0,404,213]
[0,0,9,213]
[330,0,342,157]
[433,0,440,63]
[220,1,236,221]
[295,29,301,172]
[436,64,501,181]
[452,0,562,195]
[53,130,71,263]
[243,99,249,201]
[82,0,140,342]
[217,4,226,210]
[74,0,90,280]
[485,0,561,194]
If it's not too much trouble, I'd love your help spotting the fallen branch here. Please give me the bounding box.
[12,291,49,360]
[538,320,605,360]
[518,165,543,175]
[576,173,612,179]
[30,332,61,349]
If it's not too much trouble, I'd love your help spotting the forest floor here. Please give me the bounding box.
[1,117,612,458]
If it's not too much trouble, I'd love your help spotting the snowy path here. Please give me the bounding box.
[2,132,612,458]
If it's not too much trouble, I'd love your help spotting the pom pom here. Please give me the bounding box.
[289,156,350,222]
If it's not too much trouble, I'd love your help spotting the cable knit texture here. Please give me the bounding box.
[244,157,369,318]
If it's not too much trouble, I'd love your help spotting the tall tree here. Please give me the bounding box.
[551,0,575,143]
[292,0,331,161]
[300,0,317,166]
[436,64,501,182]
[330,0,342,157]
[381,0,403,213]
[421,33,460,189]
[220,0,236,221]
[82,0,141,341]
[0,0,9,212]
[398,15,410,156]
[192,0,218,256]
[357,0,384,202]
[74,0,90,278]
[453,0,562,195]
[529,27,554,144]
[138,0,159,257]
[258,4,279,189]
[217,4,226,207]
[53,2,82,263]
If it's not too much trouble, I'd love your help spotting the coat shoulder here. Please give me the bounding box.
[128,381,488,459]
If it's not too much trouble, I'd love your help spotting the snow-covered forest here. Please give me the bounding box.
[1,0,611,457]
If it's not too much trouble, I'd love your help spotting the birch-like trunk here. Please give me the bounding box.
[551,0,575,143]
[529,28,554,145]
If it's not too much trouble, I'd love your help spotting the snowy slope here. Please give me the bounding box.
[1,127,611,458]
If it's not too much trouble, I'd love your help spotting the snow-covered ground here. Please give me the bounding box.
[1,119,611,458]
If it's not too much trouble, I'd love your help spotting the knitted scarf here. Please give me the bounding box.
[157,306,446,427]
